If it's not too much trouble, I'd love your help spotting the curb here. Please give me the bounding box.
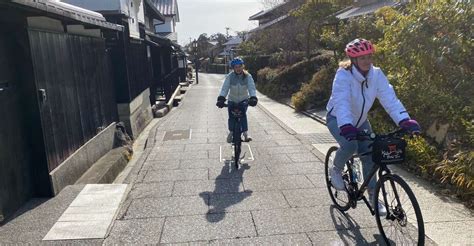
[153,83,188,118]
[75,147,129,185]
[283,102,327,125]
[257,102,297,135]
[113,85,187,220]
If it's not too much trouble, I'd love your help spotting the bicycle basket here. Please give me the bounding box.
[372,137,407,164]
[231,108,244,118]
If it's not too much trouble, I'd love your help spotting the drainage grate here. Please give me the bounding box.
[304,133,336,144]
[163,129,192,141]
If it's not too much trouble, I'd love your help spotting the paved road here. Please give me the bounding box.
[1,73,471,245]
[104,73,424,245]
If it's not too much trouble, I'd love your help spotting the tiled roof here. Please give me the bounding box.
[248,14,288,33]
[150,0,179,21]
[248,2,286,20]
[223,36,242,46]
[8,0,122,31]
[336,1,399,19]
[145,0,165,21]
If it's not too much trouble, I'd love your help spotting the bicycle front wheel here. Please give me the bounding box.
[375,174,425,245]
[325,146,351,211]
[234,142,241,168]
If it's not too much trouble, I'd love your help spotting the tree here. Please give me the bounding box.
[209,33,228,46]
[292,0,352,57]
[236,31,249,42]
[191,33,212,59]
[320,14,384,59]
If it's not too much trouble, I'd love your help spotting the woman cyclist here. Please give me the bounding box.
[216,57,258,143]
[326,38,421,214]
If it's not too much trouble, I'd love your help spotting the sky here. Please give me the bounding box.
[176,0,266,45]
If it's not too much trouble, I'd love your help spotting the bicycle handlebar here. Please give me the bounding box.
[356,128,416,141]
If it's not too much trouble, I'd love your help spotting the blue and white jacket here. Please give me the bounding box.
[326,65,410,128]
[219,71,257,103]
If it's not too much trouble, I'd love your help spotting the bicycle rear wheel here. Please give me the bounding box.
[375,174,425,245]
[325,146,351,211]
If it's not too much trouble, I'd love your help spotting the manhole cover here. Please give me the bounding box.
[220,143,254,163]
[163,130,191,141]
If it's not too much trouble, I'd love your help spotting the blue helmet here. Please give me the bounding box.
[230,57,244,68]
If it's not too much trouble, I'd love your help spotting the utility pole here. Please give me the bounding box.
[193,39,199,84]
[225,27,230,38]
[225,27,231,74]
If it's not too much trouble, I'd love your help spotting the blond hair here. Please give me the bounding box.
[339,59,352,70]
[233,68,250,79]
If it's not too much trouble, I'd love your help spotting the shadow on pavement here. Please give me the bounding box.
[199,161,252,223]
[0,198,48,226]
[329,205,384,245]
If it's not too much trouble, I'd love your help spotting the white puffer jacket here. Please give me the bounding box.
[326,65,410,128]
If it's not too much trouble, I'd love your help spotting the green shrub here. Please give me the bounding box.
[405,136,439,174]
[269,51,309,68]
[291,65,336,111]
[292,0,474,200]
[373,1,473,196]
[376,1,473,144]
[242,55,271,78]
[436,151,474,192]
[256,54,332,100]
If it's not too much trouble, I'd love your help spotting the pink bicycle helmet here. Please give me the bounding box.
[345,38,375,58]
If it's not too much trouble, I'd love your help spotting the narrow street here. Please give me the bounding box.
[105,74,386,245]
[1,73,471,245]
[1,0,471,245]
[103,73,419,245]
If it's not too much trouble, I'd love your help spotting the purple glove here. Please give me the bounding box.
[340,124,358,141]
[399,119,421,133]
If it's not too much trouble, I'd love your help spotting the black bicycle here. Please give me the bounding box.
[325,129,425,245]
[223,100,251,169]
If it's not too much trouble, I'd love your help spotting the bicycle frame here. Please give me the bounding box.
[224,100,248,167]
[348,153,392,215]
[345,129,409,213]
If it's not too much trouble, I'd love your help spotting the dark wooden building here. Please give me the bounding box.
[0,0,123,221]
[0,0,187,222]
[64,0,186,137]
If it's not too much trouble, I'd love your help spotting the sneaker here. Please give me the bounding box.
[369,192,387,216]
[227,132,233,143]
[242,131,252,142]
[330,167,345,191]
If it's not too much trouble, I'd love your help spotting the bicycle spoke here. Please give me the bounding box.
[376,175,424,245]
